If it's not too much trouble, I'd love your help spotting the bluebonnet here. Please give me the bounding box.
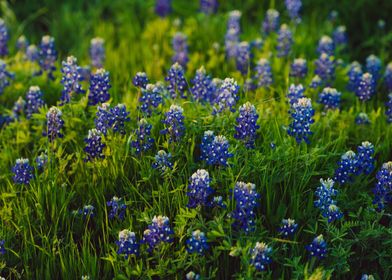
[254,58,273,88]
[0,240,5,255]
[386,93,392,123]
[234,102,259,148]
[12,158,34,185]
[142,215,174,251]
[236,41,250,75]
[366,54,381,82]
[360,275,375,280]
[355,72,375,101]
[139,83,163,116]
[227,10,241,33]
[36,153,48,171]
[60,56,85,104]
[44,106,64,141]
[287,97,315,144]
[0,60,14,94]
[323,204,343,223]
[356,141,375,175]
[225,11,241,59]
[200,130,215,163]
[231,181,260,233]
[186,230,209,255]
[187,169,214,208]
[333,26,348,46]
[190,66,214,103]
[250,38,263,51]
[131,118,154,154]
[79,205,95,219]
[25,86,45,119]
[0,19,8,56]
[250,242,272,271]
[152,150,173,172]
[90,37,105,68]
[279,218,298,237]
[79,65,91,82]
[317,87,341,110]
[38,35,57,80]
[328,10,338,22]
[384,62,392,92]
[88,68,111,105]
[116,229,139,258]
[372,161,392,210]
[186,272,201,280]
[161,104,185,143]
[16,35,28,52]
[108,103,130,134]
[347,61,362,92]
[277,24,293,57]
[12,96,25,120]
[201,131,233,167]
[26,45,39,62]
[314,178,338,212]
[290,58,307,79]
[172,32,188,68]
[287,84,305,106]
[333,151,358,185]
[166,62,187,99]
[155,0,171,17]
[262,9,280,34]
[213,77,240,114]
[317,36,334,55]
[95,103,111,135]
[84,129,105,161]
[285,0,302,23]
[200,0,218,14]
[355,112,370,125]
[209,78,222,101]
[133,72,149,89]
[306,235,327,259]
[107,196,127,220]
[309,75,322,89]
[314,53,335,84]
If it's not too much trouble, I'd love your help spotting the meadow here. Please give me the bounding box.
[0,0,391,279]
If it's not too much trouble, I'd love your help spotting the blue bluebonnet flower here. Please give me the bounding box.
[287,84,305,106]
[277,24,293,57]
[109,103,130,134]
[372,161,392,210]
[133,72,149,89]
[250,242,272,271]
[356,141,375,175]
[314,178,338,212]
[213,77,240,114]
[366,54,381,82]
[131,118,154,154]
[186,230,209,255]
[186,272,201,280]
[328,10,338,22]
[95,103,111,135]
[227,10,241,33]
[44,106,64,142]
[279,218,298,237]
[38,35,57,80]
[88,68,111,106]
[285,0,302,23]
[116,229,139,258]
[201,133,233,167]
[317,87,341,110]
[0,60,13,94]
[262,9,280,34]
[234,102,259,148]
[107,196,127,220]
[250,38,263,51]
[161,104,185,143]
[200,0,218,14]
[386,93,392,123]
[84,129,105,161]
[347,61,362,92]
[60,56,85,104]
[322,204,343,223]
[306,235,327,259]
[12,158,34,185]
[25,86,45,119]
[314,53,335,84]
[190,66,214,102]
[287,97,315,144]
[225,11,241,59]
[333,151,358,185]
[166,62,187,99]
[0,19,8,56]
[236,41,250,75]
[172,33,188,68]
[152,150,173,172]
[155,0,171,17]
[79,65,91,82]
[254,58,273,88]
[384,62,392,92]
[90,37,105,68]
[79,205,95,219]
[333,26,348,46]
[139,83,163,116]
[26,45,39,62]
[360,275,375,280]
[212,195,226,208]
[317,36,335,55]
[231,182,260,233]
[355,72,375,101]
[355,112,370,125]
[0,240,5,255]
[309,75,322,89]
[12,97,25,120]
[36,153,48,171]
[16,35,28,52]
[142,215,174,251]
[209,78,222,101]
[290,58,307,79]
[187,169,214,208]
[200,130,215,163]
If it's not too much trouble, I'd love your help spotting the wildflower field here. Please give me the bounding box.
[1,0,392,279]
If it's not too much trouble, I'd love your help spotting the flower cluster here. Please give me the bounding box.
[309,75,322,89]
[142,215,174,251]
[190,66,214,103]
[250,242,272,271]
[213,77,240,114]
[60,56,85,104]
[231,182,260,233]
[317,87,341,110]
[12,158,34,185]
[279,218,298,237]
[234,102,259,148]
[88,68,111,105]
[26,45,39,62]
[25,86,45,119]
[287,97,315,144]
[44,106,64,142]
[139,83,163,116]
[17,35,28,52]
[155,0,171,17]
[285,0,302,23]
[333,26,348,46]
[277,24,293,57]
[347,61,362,92]
[386,93,392,123]
[262,9,280,34]
[317,35,334,55]
[200,0,218,15]
[384,62,392,92]
[107,196,127,220]
[90,37,105,68]
[287,84,305,106]
[314,53,335,84]
[36,153,48,171]
[95,103,130,135]
[152,150,173,173]
[187,169,214,208]
[0,60,13,94]
[356,141,375,175]
[160,104,185,143]
[372,162,392,211]
[314,178,342,222]
[290,58,307,79]
[38,35,57,79]
[172,32,188,68]
[0,19,9,56]
[84,129,106,161]
[186,272,200,280]
[355,72,375,101]
[116,230,139,258]
[306,235,327,259]
[236,41,250,75]
[79,205,95,219]
[200,131,233,166]
[165,63,187,99]
[133,72,149,89]
[186,230,209,255]
[225,10,241,59]
[355,112,370,125]
[365,54,381,82]
[254,58,273,88]
[131,118,154,154]
[333,150,358,185]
